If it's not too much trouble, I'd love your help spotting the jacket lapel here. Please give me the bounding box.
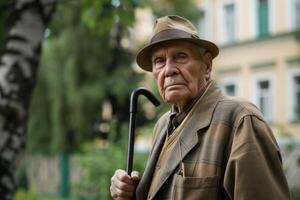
[136,113,170,200]
[149,82,223,199]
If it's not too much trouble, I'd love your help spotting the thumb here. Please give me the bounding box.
[131,171,140,182]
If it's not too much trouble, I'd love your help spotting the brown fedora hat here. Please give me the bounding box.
[136,15,219,72]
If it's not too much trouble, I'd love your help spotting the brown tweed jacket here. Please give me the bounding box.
[136,82,290,200]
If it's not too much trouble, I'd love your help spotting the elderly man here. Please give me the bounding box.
[110,15,289,200]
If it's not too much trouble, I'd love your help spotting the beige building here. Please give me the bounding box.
[194,0,300,137]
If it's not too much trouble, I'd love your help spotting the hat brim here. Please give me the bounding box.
[136,29,219,72]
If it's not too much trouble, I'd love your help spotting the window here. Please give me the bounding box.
[219,78,239,96]
[258,0,269,37]
[198,9,207,38]
[287,0,300,30]
[198,2,212,40]
[217,0,238,44]
[296,0,300,29]
[224,84,236,96]
[252,74,274,122]
[224,3,236,43]
[293,75,300,120]
[258,80,271,119]
[288,68,300,122]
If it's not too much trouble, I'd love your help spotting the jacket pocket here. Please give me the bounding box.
[172,175,219,200]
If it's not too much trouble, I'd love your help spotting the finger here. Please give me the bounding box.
[131,171,140,182]
[115,169,134,185]
[111,184,134,198]
[111,171,136,192]
[131,171,140,180]
[112,177,136,192]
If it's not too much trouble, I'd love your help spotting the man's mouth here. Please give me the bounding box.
[164,82,186,90]
[163,77,186,90]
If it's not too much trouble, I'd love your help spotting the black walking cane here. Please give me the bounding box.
[126,88,160,175]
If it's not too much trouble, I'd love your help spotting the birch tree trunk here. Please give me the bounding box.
[0,0,56,199]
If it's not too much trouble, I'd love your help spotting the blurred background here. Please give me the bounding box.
[0,0,299,199]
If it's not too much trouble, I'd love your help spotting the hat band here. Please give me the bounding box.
[150,29,200,45]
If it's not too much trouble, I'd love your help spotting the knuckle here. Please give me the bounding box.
[118,182,128,190]
[115,189,122,196]
[119,175,126,181]
[116,169,124,174]
[110,187,117,198]
[110,185,114,192]
[119,192,131,198]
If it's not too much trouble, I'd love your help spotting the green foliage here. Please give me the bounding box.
[26,0,200,154]
[80,0,138,35]
[72,139,148,200]
[14,189,77,200]
[14,189,42,200]
[146,0,200,23]
[291,188,300,200]
[27,0,143,154]
[71,116,148,200]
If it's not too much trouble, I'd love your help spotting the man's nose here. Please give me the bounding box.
[164,59,179,77]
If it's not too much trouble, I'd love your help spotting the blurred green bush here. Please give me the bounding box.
[71,140,148,200]
[291,188,300,200]
[14,189,41,200]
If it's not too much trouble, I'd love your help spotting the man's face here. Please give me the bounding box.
[151,40,211,110]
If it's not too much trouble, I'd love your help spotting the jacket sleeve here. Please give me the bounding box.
[223,115,290,200]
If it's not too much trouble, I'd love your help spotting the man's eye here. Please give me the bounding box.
[175,52,187,62]
[153,57,165,68]
[155,58,163,63]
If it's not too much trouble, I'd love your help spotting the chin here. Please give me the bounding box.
[164,91,189,103]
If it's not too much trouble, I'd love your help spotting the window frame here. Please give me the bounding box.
[219,77,240,97]
[257,0,269,37]
[252,72,275,122]
[287,0,300,31]
[217,0,238,44]
[250,0,274,38]
[198,9,208,38]
[287,67,300,122]
[197,0,213,40]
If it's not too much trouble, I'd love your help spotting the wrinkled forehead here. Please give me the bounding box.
[150,40,204,58]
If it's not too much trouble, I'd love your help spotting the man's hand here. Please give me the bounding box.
[110,169,140,200]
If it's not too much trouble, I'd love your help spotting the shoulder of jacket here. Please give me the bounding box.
[221,96,262,114]
[213,96,265,126]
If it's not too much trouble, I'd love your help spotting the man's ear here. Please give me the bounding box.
[203,52,213,80]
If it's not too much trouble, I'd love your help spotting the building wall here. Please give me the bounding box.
[195,0,300,42]
[194,0,300,136]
